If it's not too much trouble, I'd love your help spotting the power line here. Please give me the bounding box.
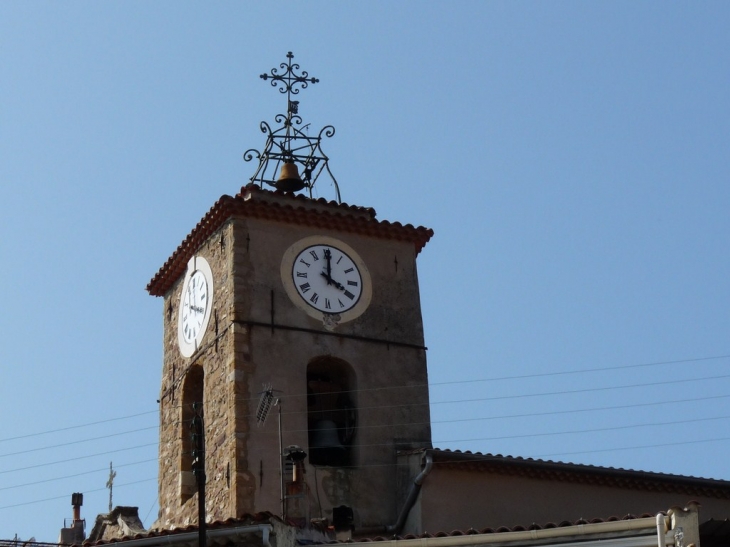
[538,436,730,460]
[3,353,726,446]
[0,442,159,476]
[225,371,730,419]
[429,373,730,406]
[0,458,157,493]
[0,356,727,497]
[0,426,158,459]
[5,428,730,513]
[430,353,730,387]
[0,478,158,511]
[430,393,730,425]
[3,374,729,473]
[430,414,730,446]
[0,411,157,445]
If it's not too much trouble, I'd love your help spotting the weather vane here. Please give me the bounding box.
[244,52,340,202]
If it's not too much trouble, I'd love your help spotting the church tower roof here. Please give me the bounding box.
[146,185,433,296]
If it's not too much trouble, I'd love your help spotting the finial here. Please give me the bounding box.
[244,52,340,202]
[105,462,116,512]
[259,51,319,105]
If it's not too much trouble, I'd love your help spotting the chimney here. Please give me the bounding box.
[284,446,309,526]
[58,493,86,545]
[72,493,83,523]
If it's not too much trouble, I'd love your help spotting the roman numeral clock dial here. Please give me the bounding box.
[281,237,372,328]
[177,256,214,358]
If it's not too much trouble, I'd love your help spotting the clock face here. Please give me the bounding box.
[292,244,363,313]
[177,256,214,358]
[281,236,372,325]
[180,270,209,343]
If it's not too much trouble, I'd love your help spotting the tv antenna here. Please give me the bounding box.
[256,385,286,518]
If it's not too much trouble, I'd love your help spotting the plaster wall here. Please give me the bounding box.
[232,216,432,529]
[414,466,730,534]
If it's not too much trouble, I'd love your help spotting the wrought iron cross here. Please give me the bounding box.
[260,52,319,115]
[245,52,340,202]
[105,461,116,512]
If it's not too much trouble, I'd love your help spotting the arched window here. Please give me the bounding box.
[307,357,357,467]
[180,365,204,503]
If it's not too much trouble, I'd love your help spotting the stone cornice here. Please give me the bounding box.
[147,185,433,297]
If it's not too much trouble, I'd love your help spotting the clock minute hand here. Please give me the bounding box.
[323,249,333,281]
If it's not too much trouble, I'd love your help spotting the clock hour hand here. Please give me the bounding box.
[320,271,345,290]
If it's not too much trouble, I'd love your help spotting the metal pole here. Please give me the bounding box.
[278,402,284,519]
[192,402,206,547]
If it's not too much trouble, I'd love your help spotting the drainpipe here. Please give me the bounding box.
[386,451,434,535]
[656,513,667,547]
[358,451,434,537]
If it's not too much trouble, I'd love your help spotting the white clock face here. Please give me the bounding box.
[180,270,209,343]
[177,256,214,358]
[292,244,363,313]
[281,236,372,325]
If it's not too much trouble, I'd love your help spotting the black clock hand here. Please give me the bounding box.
[323,249,333,283]
[320,271,345,290]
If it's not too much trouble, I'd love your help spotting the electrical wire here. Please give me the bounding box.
[142,494,159,529]
[0,411,158,445]
[537,436,730,459]
[2,373,729,476]
[0,458,157,492]
[1,355,729,513]
[3,353,726,446]
[0,442,159,476]
[0,426,158,459]
[0,478,158,511]
[225,371,730,419]
[225,353,730,405]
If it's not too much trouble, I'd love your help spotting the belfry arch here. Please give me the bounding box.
[306,356,358,467]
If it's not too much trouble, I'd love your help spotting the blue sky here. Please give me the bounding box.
[1,1,729,542]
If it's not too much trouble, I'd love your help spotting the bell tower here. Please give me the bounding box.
[147,53,433,534]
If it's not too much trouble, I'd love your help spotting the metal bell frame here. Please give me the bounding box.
[244,52,341,203]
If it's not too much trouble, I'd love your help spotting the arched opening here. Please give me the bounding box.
[307,357,357,467]
[180,365,204,503]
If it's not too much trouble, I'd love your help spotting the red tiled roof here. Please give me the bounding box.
[408,448,730,499]
[81,512,278,546]
[80,509,669,545]
[147,185,433,296]
[353,513,659,542]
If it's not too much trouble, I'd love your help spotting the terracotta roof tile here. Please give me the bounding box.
[147,185,433,296]
[408,448,730,499]
[355,514,661,543]
[81,512,279,547]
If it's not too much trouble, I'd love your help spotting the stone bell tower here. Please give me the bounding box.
[147,53,433,534]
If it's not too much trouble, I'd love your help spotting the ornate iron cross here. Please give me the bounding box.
[244,52,340,202]
[260,51,319,116]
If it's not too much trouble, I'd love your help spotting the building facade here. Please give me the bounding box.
[147,187,434,531]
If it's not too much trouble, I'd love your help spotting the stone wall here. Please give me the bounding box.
[156,219,238,529]
[153,204,432,531]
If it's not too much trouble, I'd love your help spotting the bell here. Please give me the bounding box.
[309,419,347,466]
[275,162,305,192]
